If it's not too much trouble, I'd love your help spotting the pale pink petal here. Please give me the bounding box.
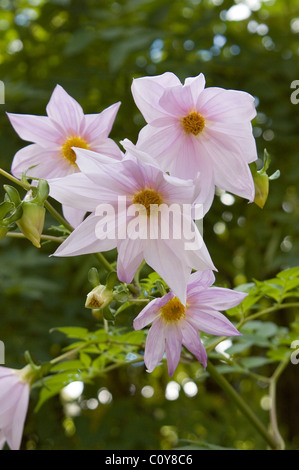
[198,131,255,201]
[188,270,216,291]
[74,157,139,201]
[144,318,166,372]
[7,113,63,148]
[133,293,173,330]
[7,384,29,451]
[49,173,103,211]
[0,384,23,427]
[199,88,256,122]
[132,72,181,122]
[144,238,192,305]
[74,147,124,175]
[183,221,216,271]
[83,102,121,143]
[136,123,183,173]
[0,430,5,450]
[0,375,20,403]
[158,172,195,205]
[195,86,225,110]
[62,205,86,228]
[187,306,241,337]
[117,237,145,284]
[159,85,195,117]
[183,74,206,103]
[11,144,71,179]
[188,286,247,311]
[46,84,85,136]
[52,214,117,257]
[165,322,183,376]
[121,138,162,170]
[91,139,123,160]
[207,121,257,164]
[181,320,207,368]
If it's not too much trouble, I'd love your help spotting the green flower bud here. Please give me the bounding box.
[85,285,113,310]
[17,201,45,248]
[253,171,269,209]
[0,225,8,242]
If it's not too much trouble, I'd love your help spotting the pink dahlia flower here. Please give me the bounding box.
[7,85,122,226]
[49,147,215,304]
[131,72,257,202]
[133,270,246,376]
[0,366,31,450]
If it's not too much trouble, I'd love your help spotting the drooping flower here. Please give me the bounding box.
[131,72,257,202]
[49,145,215,304]
[0,365,34,450]
[7,85,122,226]
[133,270,246,376]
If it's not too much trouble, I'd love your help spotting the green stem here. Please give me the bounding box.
[238,302,299,327]
[94,252,115,273]
[269,358,288,450]
[0,168,31,190]
[206,360,281,450]
[6,231,65,243]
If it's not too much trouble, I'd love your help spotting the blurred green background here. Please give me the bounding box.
[1,0,299,450]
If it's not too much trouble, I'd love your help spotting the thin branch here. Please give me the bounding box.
[206,360,281,450]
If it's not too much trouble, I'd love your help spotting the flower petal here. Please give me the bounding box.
[159,84,195,117]
[188,270,216,291]
[165,322,183,376]
[62,205,86,228]
[144,238,192,305]
[91,138,123,160]
[7,384,29,450]
[11,144,71,179]
[189,286,247,311]
[84,102,121,143]
[52,214,117,257]
[7,113,63,148]
[49,173,103,211]
[183,74,206,103]
[132,72,181,122]
[182,320,207,368]
[199,88,256,122]
[199,130,255,201]
[187,306,241,337]
[46,84,85,136]
[144,318,166,373]
[117,237,145,284]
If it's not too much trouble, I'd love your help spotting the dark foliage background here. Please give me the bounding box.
[1,0,299,450]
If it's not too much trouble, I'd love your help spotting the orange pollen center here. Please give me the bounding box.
[61,136,89,164]
[160,297,186,323]
[182,111,205,135]
[132,188,163,216]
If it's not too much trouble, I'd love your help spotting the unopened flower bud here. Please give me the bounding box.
[0,225,8,241]
[85,285,113,310]
[253,171,269,209]
[17,201,45,248]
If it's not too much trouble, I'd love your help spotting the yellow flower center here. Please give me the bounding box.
[182,111,205,135]
[132,188,163,216]
[160,297,185,323]
[61,136,89,165]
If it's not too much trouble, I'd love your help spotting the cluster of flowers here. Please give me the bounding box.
[1,72,257,449]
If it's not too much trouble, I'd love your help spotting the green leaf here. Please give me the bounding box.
[240,356,273,369]
[52,326,90,340]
